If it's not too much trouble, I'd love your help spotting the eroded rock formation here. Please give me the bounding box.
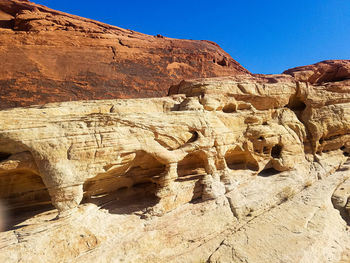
[0,0,249,110]
[0,61,349,262]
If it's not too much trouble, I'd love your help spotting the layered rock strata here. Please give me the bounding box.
[0,65,349,262]
[0,0,249,109]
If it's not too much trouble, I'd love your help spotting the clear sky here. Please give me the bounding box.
[34,0,350,74]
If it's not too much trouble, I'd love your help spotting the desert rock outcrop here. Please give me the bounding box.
[284,59,350,84]
[0,1,350,262]
[0,0,249,110]
[0,62,349,262]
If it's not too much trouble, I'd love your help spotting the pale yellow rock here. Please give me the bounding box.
[0,74,349,262]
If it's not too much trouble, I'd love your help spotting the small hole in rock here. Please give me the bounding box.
[271,145,282,158]
[217,58,227,66]
[0,152,11,162]
[287,96,306,111]
[186,131,199,143]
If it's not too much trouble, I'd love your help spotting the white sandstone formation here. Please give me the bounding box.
[0,74,349,262]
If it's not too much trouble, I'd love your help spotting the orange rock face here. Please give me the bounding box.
[284,60,350,84]
[0,0,250,109]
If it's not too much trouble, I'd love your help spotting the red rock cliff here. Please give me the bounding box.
[0,0,250,109]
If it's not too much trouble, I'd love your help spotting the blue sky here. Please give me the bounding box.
[34,0,350,74]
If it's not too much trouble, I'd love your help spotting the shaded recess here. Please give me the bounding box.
[287,96,306,112]
[177,151,207,178]
[0,18,14,29]
[271,144,283,159]
[186,131,199,143]
[0,10,14,29]
[331,197,350,226]
[222,104,236,113]
[0,170,51,209]
[83,151,166,210]
[339,146,350,157]
[258,167,280,177]
[0,146,54,228]
[177,151,207,200]
[286,93,306,122]
[318,139,350,155]
[0,167,52,231]
[224,146,259,171]
[0,152,11,162]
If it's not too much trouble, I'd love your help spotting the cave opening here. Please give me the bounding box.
[0,152,11,162]
[224,146,259,171]
[83,151,166,214]
[286,95,306,123]
[0,169,52,231]
[217,58,228,66]
[177,151,206,178]
[286,95,306,112]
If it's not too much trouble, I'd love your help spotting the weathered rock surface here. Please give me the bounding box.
[0,0,249,110]
[0,61,349,262]
[284,60,350,84]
